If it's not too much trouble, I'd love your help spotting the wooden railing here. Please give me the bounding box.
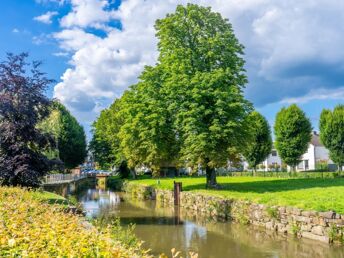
[42,174,87,185]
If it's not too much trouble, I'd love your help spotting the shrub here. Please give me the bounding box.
[0,187,150,257]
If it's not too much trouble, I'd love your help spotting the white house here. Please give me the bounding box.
[243,131,336,172]
[296,131,332,171]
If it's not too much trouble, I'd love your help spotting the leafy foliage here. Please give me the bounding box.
[40,101,87,169]
[319,105,344,170]
[89,99,124,170]
[118,70,179,175]
[91,4,252,187]
[243,111,272,171]
[0,53,56,187]
[274,104,312,170]
[155,4,252,187]
[0,187,150,257]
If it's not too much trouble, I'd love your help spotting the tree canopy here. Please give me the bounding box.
[90,4,252,187]
[0,53,55,187]
[40,101,87,169]
[274,104,312,171]
[243,111,272,171]
[89,99,123,170]
[319,105,344,171]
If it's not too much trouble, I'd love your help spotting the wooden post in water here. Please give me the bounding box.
[174,181,182,206]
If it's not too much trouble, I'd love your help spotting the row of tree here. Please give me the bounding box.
[91,5,344,188]
[0,53,87,187]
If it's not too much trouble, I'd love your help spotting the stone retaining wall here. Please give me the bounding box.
[122,181,344,244]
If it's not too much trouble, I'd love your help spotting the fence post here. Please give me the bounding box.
[174,181,182,206]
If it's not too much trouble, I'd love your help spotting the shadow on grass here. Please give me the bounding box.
[182,178,344,193]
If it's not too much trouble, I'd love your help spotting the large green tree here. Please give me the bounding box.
[89,98,125,170]
[319,105,344,171]
[243,111,272,172]
[90,4,252,186]
[274,104,312,171]
[118,69,179,176]
[40,101,87,169]
[155,4,251,187]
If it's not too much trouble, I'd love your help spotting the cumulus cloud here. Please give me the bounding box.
[34,11,58,24]
[60,0,117,30]
[47,0,344,133]
[281,86,344,104]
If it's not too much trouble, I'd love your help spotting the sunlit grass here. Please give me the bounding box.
[131,176,344,213]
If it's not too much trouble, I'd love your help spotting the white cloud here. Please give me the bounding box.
[48,0,344,133]
[35,0,65,5]
[12,28,20,33]
[53,28,101,51]
[60,0,117,29]
[53,52,69,57]
[34,11,58,24]
[281,87,344,104]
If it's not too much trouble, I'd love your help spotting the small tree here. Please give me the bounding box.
[243,111,272,172]
[319,105,344,172]
[274,104,312,172]
[0,53,55,187]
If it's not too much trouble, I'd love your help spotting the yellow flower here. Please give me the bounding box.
[8,238,16,247]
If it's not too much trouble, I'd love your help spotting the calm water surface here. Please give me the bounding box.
[73,186,344,258]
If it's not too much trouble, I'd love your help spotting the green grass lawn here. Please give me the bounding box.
[130,176,344,213]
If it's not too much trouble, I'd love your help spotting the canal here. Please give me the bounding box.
[48,179,344,258]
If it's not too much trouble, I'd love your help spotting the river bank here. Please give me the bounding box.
[121,177,344,244]
[0,186,150,257]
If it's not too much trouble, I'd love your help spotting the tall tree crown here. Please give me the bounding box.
[243,111,272,170]
[274,104,312,169]
[0,53,55,186]
[319,105,344,170]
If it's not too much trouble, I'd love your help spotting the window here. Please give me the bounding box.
[304,160,309,170]
[271,150,277,156]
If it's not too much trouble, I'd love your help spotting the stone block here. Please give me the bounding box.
[302,232,330,243]
[278,206,286,214]
[294,215,311,223]
[286,207,293,214]
[265,221,275,230]
[311,225,325,236]
[301,224,312,232]
[319,211,335,219]
[292,208,302,215]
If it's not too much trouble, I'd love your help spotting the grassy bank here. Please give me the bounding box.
[0,187,149,257]
[130,176,344,213]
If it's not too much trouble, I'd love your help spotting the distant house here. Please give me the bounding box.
[296,131,333,171]
[243,131,336,172]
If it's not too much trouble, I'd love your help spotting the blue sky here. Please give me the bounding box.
[1,0,344,138]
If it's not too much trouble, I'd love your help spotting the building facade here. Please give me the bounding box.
[243,132,336,172]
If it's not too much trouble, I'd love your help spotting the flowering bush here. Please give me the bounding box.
[0,187,150,257]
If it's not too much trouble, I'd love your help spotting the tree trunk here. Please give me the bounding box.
[338,164,342,176]
[206,163,217,189]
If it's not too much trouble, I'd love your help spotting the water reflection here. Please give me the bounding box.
[74,187,344,258]
[78,189,121,218]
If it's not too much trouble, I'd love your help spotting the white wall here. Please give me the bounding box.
[298,144,315,171]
